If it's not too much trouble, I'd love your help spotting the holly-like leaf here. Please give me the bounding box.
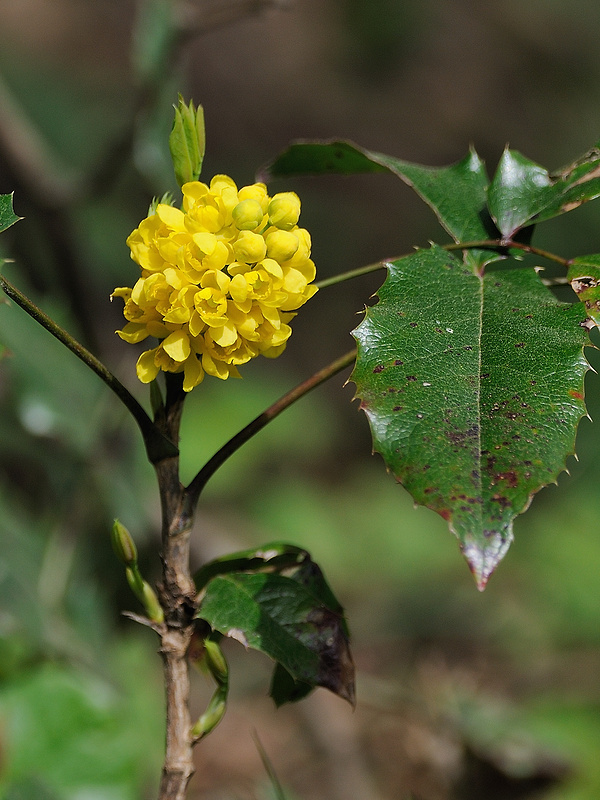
[487,149,554,238]
[351,245,589,588]
[260,140,501,269]
[488,145,600,237]
[196,555,354,705]
[0,193,21,235]
[568,254,600,327]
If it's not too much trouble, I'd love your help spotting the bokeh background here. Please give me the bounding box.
[2,1,600,798]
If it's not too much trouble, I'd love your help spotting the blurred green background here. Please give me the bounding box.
[2,1,600,798]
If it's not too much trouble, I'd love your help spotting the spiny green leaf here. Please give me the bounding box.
[488,145,600,237]
[196,568,354,705]
[568,254,600,328]
[0,194,21,235]
[260,140,502,269]
[488,149,554,237]
[351,245,589,588]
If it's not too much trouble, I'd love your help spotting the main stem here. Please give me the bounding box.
[155,381,197,800]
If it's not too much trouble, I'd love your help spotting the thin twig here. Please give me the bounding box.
[316,238,571,290]
[184,348,357,512]
[0,274,177,462]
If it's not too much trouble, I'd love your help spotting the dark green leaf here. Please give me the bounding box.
[351,245,589,588]
[568,254,600,327]
[258,140,387,180]
[488,144,600,237]
[270,663,313,707]
[196,570,354,705]
[193,541,306,591]
[487,149,553,237]
[260,140,501,269]
[0,194,21,235]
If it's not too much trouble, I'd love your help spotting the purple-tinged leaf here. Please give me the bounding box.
[196,553,354,706]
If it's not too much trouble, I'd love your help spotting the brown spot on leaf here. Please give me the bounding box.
[495,470,518,488]
[569,389,585,401]
[372,365,385,374]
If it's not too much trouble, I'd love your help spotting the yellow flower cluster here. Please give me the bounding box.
[112,176,317,391]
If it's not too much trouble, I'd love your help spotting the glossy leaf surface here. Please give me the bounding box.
[568,254,600,328]
[261,140,500,269]
[488,144,600,236]
[264,139,600,247]
[0,193,21,235]
[351,246,589,588]
[196,550,354,705]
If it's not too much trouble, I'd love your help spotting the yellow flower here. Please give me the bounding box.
[113,176,317,391]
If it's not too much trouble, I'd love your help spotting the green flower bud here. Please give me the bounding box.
[125,566,164,624]
[191,684,228,740]
[203,639,228,685]
[268,192,301,230]
[232,199,264,230]
[139,580,165,624]
[111,519,138,566]
[169,95,205,188]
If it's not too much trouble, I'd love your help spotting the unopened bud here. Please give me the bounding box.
[204,639,228,685]
[191,684,227,740]
[268,192,301,230]
[232,199,264,231]
[232,230,267,263]
[126,566,164,624]
[265,230,299,262]
[169,95,205,188]
[112,520,138,566]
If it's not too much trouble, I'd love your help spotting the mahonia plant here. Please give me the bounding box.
[3,96,600,800]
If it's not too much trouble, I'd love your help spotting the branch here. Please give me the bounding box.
[0,274,177,463]
[316,239,572,289]
[184,348,357,513]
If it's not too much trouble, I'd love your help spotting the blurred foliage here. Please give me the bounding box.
[1,1,600,799]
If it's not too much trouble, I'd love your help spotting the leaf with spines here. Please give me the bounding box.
[261,140,501,269]
[351,246,590,588]
[568,254,600,328]
[0,194,21,236]
[263,139,600,243]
